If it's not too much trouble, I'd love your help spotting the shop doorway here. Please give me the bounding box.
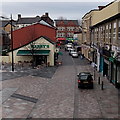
[103,62,108,77]
[35,55,47,66]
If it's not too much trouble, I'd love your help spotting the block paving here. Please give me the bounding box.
[1,49,120,119]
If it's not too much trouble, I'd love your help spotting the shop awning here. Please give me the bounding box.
[57,38,66,41]
[17,50,50,56]
[58,51,63,55]
[66,38,73,41]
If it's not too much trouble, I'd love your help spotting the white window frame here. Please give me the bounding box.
[118,20,120,40]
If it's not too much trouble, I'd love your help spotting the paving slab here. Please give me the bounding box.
[2,88,18,103]
[1,50,119,119]
[2,97,35,118]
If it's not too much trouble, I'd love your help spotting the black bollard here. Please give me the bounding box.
[98,77,100,85]
[94,68,95,80]
[101,81,104,90]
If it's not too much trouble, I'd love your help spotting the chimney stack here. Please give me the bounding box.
[18,14,21,20]
[45,13,48,17]
[98,6,105,10]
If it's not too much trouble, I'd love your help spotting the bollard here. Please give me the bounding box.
[101,81,104,90]
[98,77,100,85]
[94,69,95,80]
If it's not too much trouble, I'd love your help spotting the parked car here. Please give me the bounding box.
[69,48,76,55]
[65,44,73,51]
[71,51,78,58]
[67,43,73,45]
[77,72,93,89]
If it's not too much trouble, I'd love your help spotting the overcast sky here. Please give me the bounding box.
[1,0,114,20]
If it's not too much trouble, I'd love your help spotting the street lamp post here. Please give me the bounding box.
[11,14,14,71]
[1,14,14,71]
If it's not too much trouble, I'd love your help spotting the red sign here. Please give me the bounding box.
[57,38,66,41]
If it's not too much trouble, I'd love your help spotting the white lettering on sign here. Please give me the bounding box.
[31,45,49,49]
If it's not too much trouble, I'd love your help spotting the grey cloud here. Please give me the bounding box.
[2,2,108,20]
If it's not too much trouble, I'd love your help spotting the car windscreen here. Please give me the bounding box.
[72,52,77,54]
[79,75,88,80]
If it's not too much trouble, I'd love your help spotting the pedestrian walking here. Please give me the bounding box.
[80,54,84,59]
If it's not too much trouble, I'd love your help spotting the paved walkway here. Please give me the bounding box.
[76,64,119,118]
[1,64,58,81]
[1,57,120,119]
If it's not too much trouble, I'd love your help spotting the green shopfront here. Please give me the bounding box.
[8,36,56,66]
[115,54,120,88]
[101,48,120,88]
[109,55,120,88]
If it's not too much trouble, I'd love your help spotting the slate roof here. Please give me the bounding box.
[16,16,54,28]
[1,29,8,34]
[17,16,41,24]
[1,20,9,27]
[1,20,17,27]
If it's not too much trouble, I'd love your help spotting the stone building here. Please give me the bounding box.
[54,19,80,41]
[82,0,120,88]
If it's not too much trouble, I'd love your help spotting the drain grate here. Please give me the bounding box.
[11,93,38,103]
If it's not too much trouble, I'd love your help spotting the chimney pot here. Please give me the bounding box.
[45,13,48,17]
[18,14,21,20]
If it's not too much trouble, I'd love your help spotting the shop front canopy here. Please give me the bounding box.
[57,38,66,41]
[58,51,63,55]
[17,50,50,56]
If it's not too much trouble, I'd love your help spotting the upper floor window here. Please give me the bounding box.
[113,22,116,40]
[57,32,65,37]
[106,24,109,39]
[57,27,65,31]
[67,27,74,31]
[118,20,120,40]
[109,23,112,39]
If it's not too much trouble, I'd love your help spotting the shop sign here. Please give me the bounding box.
[31,45,49,49]
[66,38,73,41]
[109,57,115,62]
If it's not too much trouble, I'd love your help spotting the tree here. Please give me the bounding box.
[26,25,36,68]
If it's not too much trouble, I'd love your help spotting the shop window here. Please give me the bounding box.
[118,20,120,40]
[112,64,116,84]
[117,66,120,83]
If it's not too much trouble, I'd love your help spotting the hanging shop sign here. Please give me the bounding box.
[66,38,73,41]
[109,57,115,62]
